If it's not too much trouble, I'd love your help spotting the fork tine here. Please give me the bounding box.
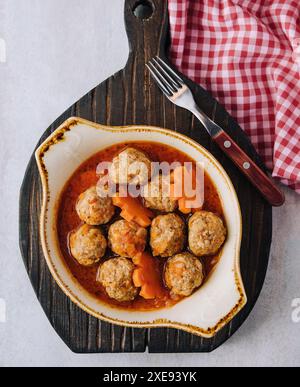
[152,57,182,89]
[155,56,184,84]
[146,63,173,97]
[148,60,178,93]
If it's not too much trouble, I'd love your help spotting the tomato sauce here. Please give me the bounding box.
[56,141,224,311]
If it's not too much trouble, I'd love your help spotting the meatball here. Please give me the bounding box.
[98,257,139,302]
[69,224,107,266]
[150,214,185,257]
[188,211,226,256]
[109,147,152,186]
[108,220,147,258]
[76,186,115,225]
[143,174,178,212]
[165,252,204,297]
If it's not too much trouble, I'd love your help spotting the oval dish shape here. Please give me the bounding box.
[35,117,247,338]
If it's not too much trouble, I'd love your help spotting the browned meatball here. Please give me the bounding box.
[150,214,185,257]
[143,174,178,212]
[69,224,107,266]
[109,147,152,186]
[76,186,115,225]
[165,252,204,297]
[108,220,147,258]
[188,211,226,256]
[97,257,139,302]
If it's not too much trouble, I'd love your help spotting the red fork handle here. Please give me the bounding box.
[213,130,285,207]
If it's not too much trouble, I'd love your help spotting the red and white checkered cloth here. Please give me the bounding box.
[168,0,300,193]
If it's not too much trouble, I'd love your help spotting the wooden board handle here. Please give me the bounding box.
[213,130,285,206]
[124,0,169,57]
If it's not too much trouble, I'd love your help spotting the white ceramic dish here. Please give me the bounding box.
[35,117,247,338]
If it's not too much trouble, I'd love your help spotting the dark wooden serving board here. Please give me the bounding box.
[19,0,272,353]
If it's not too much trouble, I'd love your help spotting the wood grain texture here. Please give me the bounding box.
[19,0,272,353]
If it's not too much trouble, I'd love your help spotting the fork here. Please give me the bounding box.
[147,57,285,207]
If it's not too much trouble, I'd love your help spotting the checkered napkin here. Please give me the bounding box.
[168,0,300,193]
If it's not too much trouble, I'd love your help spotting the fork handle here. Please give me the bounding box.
[213,130,285,206]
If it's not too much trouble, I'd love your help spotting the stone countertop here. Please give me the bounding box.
[0,0,299,367]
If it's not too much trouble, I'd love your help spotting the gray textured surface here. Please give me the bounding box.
[0,0,299,367]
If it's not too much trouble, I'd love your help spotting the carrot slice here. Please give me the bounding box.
[112,194,154,227]
[120,209,135,222]
[178,197,192,214]
[170,165,203,214]
[132,268,144,288]
[133,252,165,300]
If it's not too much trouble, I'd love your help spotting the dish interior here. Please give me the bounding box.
[56,141,226,311]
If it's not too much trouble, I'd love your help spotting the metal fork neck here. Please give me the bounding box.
[190,105,222,138]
